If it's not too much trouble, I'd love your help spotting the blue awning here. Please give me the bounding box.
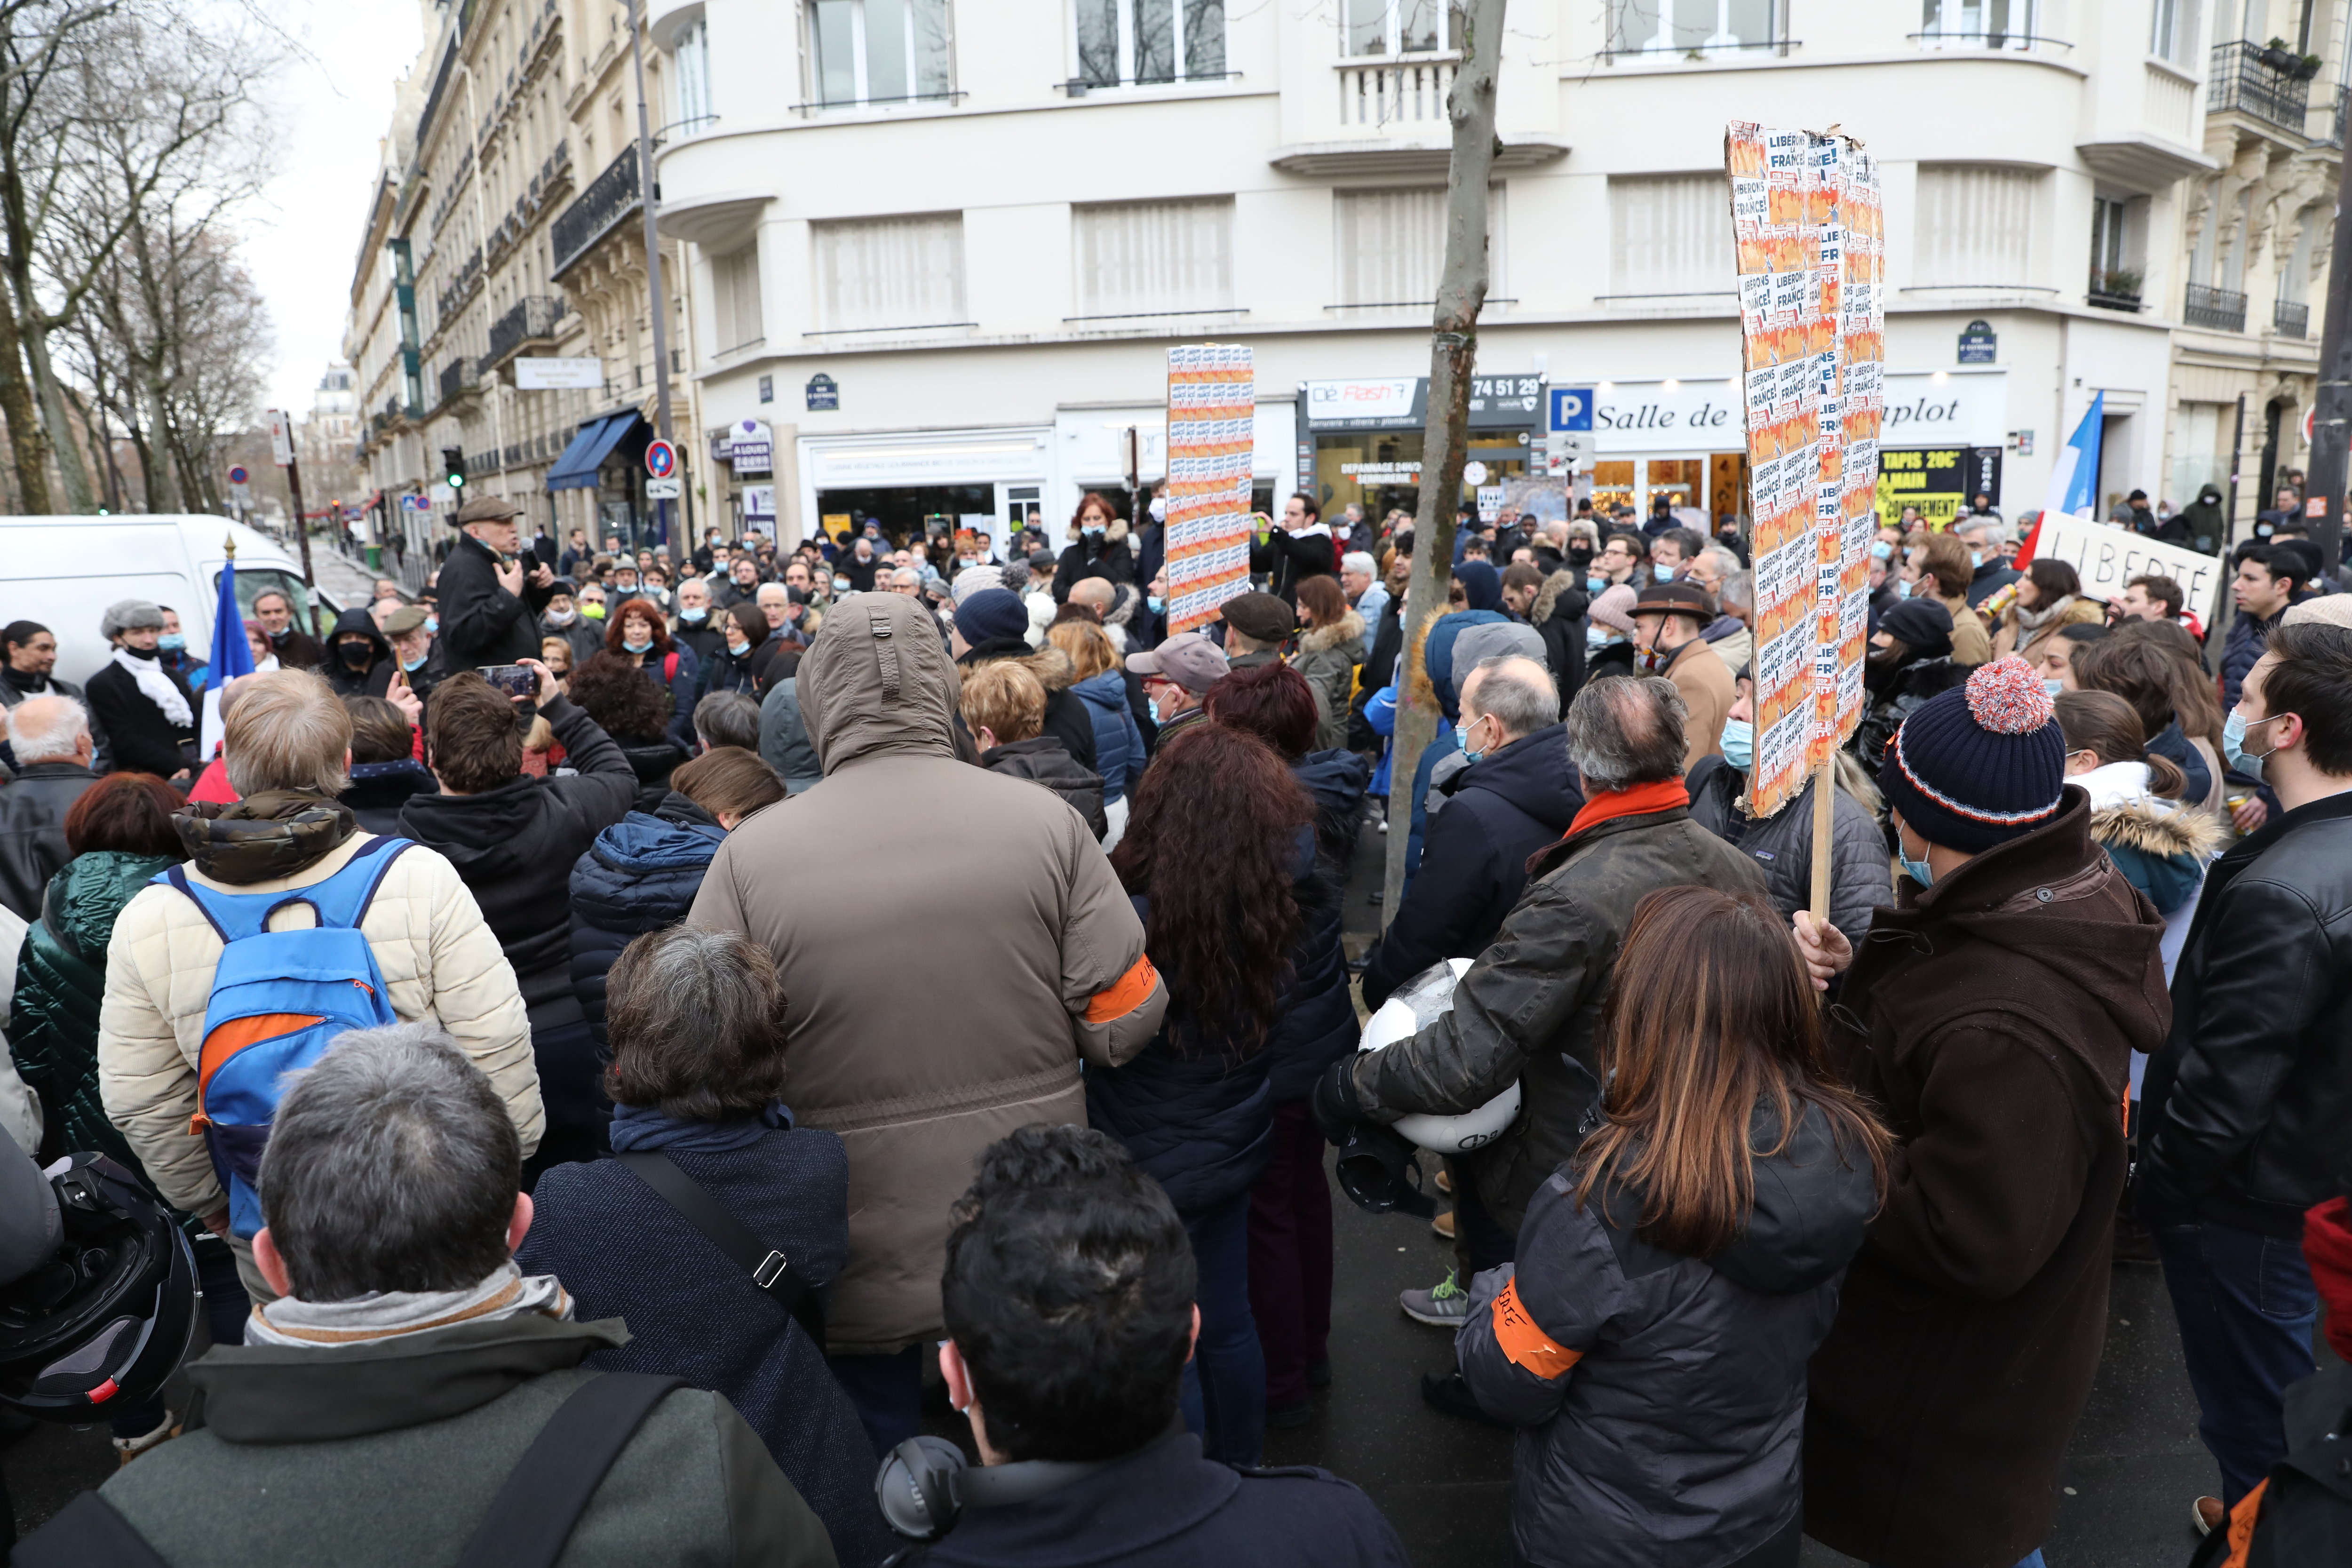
[545,412,641,492]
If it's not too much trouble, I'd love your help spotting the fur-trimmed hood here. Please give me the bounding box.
[1026,643,1078,691]
[1065,516,1132,545]
[1530,568,1586,627]
[1299,608,1365,657]
[2090,796,2226,863]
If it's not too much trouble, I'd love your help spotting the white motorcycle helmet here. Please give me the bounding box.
[1357,957,1522,1154]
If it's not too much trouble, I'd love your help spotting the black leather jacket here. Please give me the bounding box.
[2139,790,2352,1237]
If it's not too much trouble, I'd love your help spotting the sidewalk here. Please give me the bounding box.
[308,545,384,612]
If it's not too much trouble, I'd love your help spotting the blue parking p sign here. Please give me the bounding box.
[1549,387,1594,432]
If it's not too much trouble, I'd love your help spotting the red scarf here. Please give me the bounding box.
[1567,777,1690,837]
[2304,1197,2352,1363]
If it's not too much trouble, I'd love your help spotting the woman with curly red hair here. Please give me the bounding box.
[604,596,699,747]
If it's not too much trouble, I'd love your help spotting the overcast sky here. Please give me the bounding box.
[247,0,428,416]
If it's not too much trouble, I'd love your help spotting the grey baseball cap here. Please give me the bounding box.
[1126,631,1230,694]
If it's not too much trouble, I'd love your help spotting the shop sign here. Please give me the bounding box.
[727,418,774,476]
[1476,486,1504,521]
[805,373,839,411]
[1305,377,1421,429]
[1339,461,1421,478]
[741,485,775,519]
[1958,319,1997,365]
[1548,387,1595,431]
[1468,376,1542,424]
[808,434,1048,487]
[1588,374,2006,453]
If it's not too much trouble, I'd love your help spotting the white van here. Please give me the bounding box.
[0,515,342,686]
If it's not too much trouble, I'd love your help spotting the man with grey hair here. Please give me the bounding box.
[0,694,96,921]
[101,669,541,1301]
[1315,674,1766,1376]
[1342,550,1387,626]
[88,1025,835,1567]
[1954,516,2019,608]
[1687,551,1754,676]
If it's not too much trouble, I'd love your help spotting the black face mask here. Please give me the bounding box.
[339,642,373,668]
[122,643,158,661]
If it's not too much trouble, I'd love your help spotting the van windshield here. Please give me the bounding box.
[212,568,323,639]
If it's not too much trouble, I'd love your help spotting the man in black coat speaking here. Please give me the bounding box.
[436,495,556,671]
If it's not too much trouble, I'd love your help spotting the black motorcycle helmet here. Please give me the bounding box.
[0,1153,196,1420]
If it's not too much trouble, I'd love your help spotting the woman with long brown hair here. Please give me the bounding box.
[1290,573,1366,753]
[1091,722,1341,1464]
[1459,883,1890,1568]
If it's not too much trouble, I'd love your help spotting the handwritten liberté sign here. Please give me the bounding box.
[2027,514,2226,624]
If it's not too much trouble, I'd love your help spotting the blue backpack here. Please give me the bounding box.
[156,837,411,1238]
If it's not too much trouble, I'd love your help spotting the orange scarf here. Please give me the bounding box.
[1567,776,1690,837]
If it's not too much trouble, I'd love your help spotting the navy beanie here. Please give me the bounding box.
[955,588,1030,646]
[1880,657,2066,855]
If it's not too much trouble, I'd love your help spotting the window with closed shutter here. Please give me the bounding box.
[713,244,764,352]
[810,213,966,332]
[1073,198,1233,317]
[1607,174,1733,298]
[1333,185,1503,306]
[1913,165,2035,288]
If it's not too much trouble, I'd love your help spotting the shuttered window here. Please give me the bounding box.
[1913,165,2035,288]
[1334,185,1504,306]
[1072,198,1233,317]
[713,243,763,352]
[810,212,965,332]
[1607,173,1733,297]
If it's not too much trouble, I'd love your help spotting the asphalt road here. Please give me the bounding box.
[0,785,2234,1565]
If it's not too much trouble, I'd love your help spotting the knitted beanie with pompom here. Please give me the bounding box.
[1880,655,2066,855]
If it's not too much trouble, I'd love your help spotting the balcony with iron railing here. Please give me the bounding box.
[551,149,638,278]
[2086,269,2143,312]
[2208,40,2313,135]
[2274,297,2310,338]
[2185,282,2249,332]
[485,294,567,368]
[437,356,478,406]
[434,247,484,328]
[2327,83,2352,148]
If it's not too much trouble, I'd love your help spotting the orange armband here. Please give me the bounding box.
[1492,1277,1582,1381]
[1085,954,1159,1024]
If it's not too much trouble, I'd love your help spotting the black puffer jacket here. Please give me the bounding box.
[567,793,725,1051]
[1051,520,1137,600]
[1458,1101,1875,1568]
[1686,756,1888,942]
[1528,572,1590,716]
[2139,790,2352,1237]
[980,736,1107,840]
[1361,723,1581,1011]
[395,694,637,1028]
[1292,748,1370,877]
[1348,803,1767,1235]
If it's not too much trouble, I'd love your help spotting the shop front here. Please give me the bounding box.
[797,428,1053,555]
[1300,374,1544,524]
[547,409,654,552]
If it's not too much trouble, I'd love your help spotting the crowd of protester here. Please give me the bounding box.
[0,479,2347,1568]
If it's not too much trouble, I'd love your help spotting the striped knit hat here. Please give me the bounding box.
[1880,657,2066,855]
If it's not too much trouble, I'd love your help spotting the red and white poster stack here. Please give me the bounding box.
[1162,343,1256,635]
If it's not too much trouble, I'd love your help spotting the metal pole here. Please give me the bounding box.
[2304,140,2352,574]
[287,453,315,592]
[456,62,510,508]
[628,0,681,573]
[2226,391,2247,546]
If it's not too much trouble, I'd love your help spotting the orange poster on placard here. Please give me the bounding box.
[1163,344,1255,634]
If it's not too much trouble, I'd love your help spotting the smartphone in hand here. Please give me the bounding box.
[477,664,536,699]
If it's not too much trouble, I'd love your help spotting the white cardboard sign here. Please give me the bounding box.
[2027,514,2226,623]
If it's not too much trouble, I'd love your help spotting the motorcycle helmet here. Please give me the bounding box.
[1358,957,1522,1154]
[0,1153,197,1420]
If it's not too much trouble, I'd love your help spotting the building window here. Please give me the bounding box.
[2088,194,2141,307]
[1343,0,1451,56]
[1073,197,1233,317]
[2148,0,2199,64]
[1608,0,1776,56]
[1917,0,2035,49]
[811,213,965,332]
[713,243,764,352]
[1912,165,2035,288]
[1333,185,1503,308]
[811,0,952,108]
[1608,174,1734,298]
[675,20,714,132]
[1074,0,1226,88]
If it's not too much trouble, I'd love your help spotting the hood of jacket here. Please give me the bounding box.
[583,800,725,878]
[617,737,689,785]
[1877,788,2170,1070]
[1455,559,1502,611]
[326,606,391,669]
[799,589,958,775]
[1025,643,1078,692]
[1530,570,1587,627]
[339,758,437,808]
[1426,610,1510,719]
[1293,748,1373,813]
[175,792,359,884]
[1443,721,1582,830]
[44,850,180,961]
[1065,516,1132,546]
[1299,609,1366,657]
[1070,667,1128,712]
[2091,794,2226,863]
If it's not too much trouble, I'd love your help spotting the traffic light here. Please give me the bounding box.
[441,446,466,490]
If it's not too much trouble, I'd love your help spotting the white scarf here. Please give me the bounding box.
[110,646,191,727]
[245,1261,573,1347]
[253,653,281,674]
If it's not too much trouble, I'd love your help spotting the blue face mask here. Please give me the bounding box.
[402,653,428,672]
[158,633,185,652]
[1586,574,1607,594]
[424,615,439,634]
[1719,716,1754,772]
[1892,578,1912,600]
[1585,625,1614,652]
[679,607,707,623]
[623,637,653,654]
[1653,564,1677,584]
[1898,827,1935,888]
[1969,550,1985,569]
[1454,717,1486,765]
[2224,707,2280,780]
[1083,522,1105,536]
[1146,594,1165,614]
[1870,540,1893,562]
[2043,677,2065,698]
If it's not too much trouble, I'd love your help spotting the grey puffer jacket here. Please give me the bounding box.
[1347,802,1767,1235]
[1686,755,1889,943]
[1456,1100,1875,1568]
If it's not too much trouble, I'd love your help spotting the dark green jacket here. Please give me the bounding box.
[1348,803,1767,1234]
[6,850,215,1251]
[102,1314,838,1568]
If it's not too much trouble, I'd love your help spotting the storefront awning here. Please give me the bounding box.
[546,412,642,492]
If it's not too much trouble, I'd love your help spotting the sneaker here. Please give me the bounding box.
[1434,1168,1454,1195]
[1400,1268,1470,1327]
[1431,1209,1456,1240]
[2192,1496,2225,1536]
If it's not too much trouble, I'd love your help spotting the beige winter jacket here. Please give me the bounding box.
[98,833,543,1218]
[1292,610,1367,754]
[690,592,1168,1354]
